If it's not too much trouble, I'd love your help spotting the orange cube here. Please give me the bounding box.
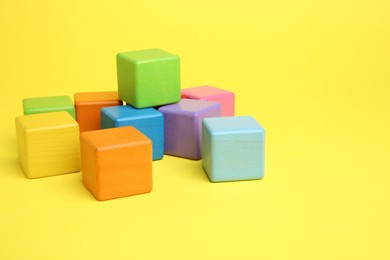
[80,126,152,201]
[74,91,123,132]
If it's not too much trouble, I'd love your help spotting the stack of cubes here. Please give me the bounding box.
[15,48,265,201]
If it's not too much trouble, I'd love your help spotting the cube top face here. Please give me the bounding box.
[118,48,179,63]
[16,111,78,132]
[23,95,75,118]
[117,49,180,108]
[80,126,151,151]
[158,99,220,115]
[181,86,233,99]
[102,105,162,123]
[203,116,264,135]
[74,91,121,103]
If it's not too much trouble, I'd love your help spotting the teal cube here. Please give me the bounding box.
[116,48,181,108]
[23,96,76,119]
[202,116,265,182]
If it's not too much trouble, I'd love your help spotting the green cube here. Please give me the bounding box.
[116,49,181,108]
[23,96,76,119]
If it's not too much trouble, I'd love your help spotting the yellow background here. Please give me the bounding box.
[1,0,389,259]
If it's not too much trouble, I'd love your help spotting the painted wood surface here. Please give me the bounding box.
[202,116,265,182]
[80,126,152,201]
[74,91,122,132]
[23,95,76,119]
[15,111,80,178]
[116,49,180,108]
[181,86,235,116]
[101,105,164,160]
[158,99,221,160]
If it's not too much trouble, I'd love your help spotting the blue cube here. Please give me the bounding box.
[202,116,265,182]
[101,105,164,160]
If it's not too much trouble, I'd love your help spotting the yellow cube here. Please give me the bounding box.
[15,111,81,178]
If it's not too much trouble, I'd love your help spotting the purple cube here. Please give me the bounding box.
[158,99,221,160]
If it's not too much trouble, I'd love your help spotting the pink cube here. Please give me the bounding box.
[181,86,235,116]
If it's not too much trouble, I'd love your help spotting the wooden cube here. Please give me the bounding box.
[101,105,164,160]
[202,116,265,182]
[74,91,123,132]
[80,126,152,201]
[23,95,76,119]
[116,49,180,108]
[15,111,80,178]
[158,99,221,160]
[181,86,235,116]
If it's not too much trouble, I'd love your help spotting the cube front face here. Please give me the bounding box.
[74,91,123,132]
[23,96,76,119]
[96,144,152,200]
[158,99,221,160]
[202,116,265,182]
[80,126,153,201]
[15,112,80,178]
[101,106,164,160]
[162,112,198,159]
[117,49,181,108]
[181,86,235,116]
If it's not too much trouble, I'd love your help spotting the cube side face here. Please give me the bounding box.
[28,127,81,178]
[201,123,213,178]
[15,118,30,177]
[196,102,221,156]
[162,112,198,159]
[16,114,80,178]
[95,141,153,200]
[209,131,265,182]
[117,54,136,106]
[115,114,164,161]
[159,99,220,160]
[23,96,76,119]
[76,101,122,132]
[80,136,98,198]
[203,92,235,117]
[134,57,180,108]
[100,108,118,129]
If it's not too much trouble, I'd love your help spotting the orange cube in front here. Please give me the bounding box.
[74,91,123,132]
[80,126,152,201]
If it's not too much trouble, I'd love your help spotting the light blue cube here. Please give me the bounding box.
[202,116,265,182]
[101,105,164,160]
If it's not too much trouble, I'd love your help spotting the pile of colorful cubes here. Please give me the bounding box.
[15,49,265,201]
